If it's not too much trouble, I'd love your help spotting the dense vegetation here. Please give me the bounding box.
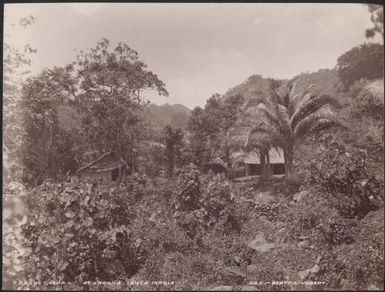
[3,7,384,291]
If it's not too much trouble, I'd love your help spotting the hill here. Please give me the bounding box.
[223,69,344,104]
[291,68,344,98]
[223,74,288,102]
[145,103,191,129]
[54,101,191,132]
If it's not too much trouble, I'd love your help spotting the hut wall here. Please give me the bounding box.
[79,170,111,182]
[245,164,262,176]
[272,163,285,175]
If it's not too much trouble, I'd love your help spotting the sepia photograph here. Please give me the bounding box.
[2,2,384,291]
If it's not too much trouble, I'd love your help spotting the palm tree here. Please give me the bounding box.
[244,81,344,183]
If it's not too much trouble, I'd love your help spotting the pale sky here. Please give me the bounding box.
[4,3,382,109]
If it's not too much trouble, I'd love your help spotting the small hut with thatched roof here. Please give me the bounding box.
[76,150,129,184]
[239,148,285,176]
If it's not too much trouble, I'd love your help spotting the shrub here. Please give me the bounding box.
[343,210,384,290]
[19,180,143,289]
[200,173,235,226]
[316,210,384,290]
[174,164,201,211]
[307,137,383,218]
[173,168,239,243]
[347,80,384,121]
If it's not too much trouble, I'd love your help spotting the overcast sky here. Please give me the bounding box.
[4,3,382,109]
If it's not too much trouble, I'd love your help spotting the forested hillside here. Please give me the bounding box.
[145,103,191,129]
[223,74,287,103]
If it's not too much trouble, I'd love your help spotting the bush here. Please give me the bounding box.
[307,137,383,218]
[200,173,235,226]
[173,167,239,243]
[19,180,143,288]
[316,210,384,290]
[174,164,201,211]
[347,80,384,121]
[343,210,384,290]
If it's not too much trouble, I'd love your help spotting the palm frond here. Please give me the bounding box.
[290,94,342,131]
[294,107,341,138]
[250,121,275,135]
[276,104,292,137]
[272,86,289,108]
[306,83,315,91]
[227,125,253,151]
[245,131,274,151]
[308,119,342,135]
[227,125,252,137]
[243,103,285,141]
[255,104,282,128]
[289,81,296,97]
[249,121,285,147]
[265,93,280,112]
[288,92,314,117]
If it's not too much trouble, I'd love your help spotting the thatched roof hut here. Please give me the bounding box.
[76,150,129,184]
[231,148,285,176]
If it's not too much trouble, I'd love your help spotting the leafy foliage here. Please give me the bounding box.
[173,165,238,241]
[200,174,234,220]
[20,69,81,185]
[336,43,384,89]
[3,15,37,184]
[186,93,244,166]
[365,4,384,39]
[174,164,202,212]
[20,180,144,287]
[16,38,169,186]
[164,125,185,178]
[308,136,383,218]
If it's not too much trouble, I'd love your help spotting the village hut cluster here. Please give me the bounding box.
[74,147,286,184]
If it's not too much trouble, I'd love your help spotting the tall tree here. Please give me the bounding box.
[3,15,37,184]
[365,4,383,39]
[186,106,210,166]
[215,94,244,165]
[336,43,384,90]
[20,66,80,185]
[164,125,184,179]
[74,39,168,164]
[18,38,168,185]
[187,93,244,165]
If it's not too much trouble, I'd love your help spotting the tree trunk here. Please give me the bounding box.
[266,150,272,178]
[283,143,297,184]
[260,150,266,180]
[224,145,230,167]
